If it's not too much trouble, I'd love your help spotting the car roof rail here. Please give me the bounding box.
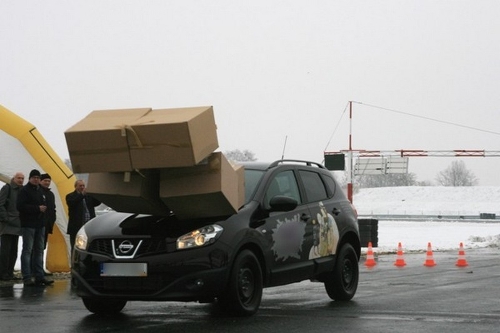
[268,159,326,169]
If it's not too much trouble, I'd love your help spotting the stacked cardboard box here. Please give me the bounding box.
[159,152,245,220]
[65,106,244,220]
[65,106,219,173]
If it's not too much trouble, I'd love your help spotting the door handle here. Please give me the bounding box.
[250,219,266,228]
[332,208,341,216]
[300,213,310,222]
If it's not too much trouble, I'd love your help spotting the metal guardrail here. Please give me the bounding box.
[358,214,500,222]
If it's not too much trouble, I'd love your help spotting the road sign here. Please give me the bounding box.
[354,156,408,175]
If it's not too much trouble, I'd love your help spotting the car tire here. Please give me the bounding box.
[219,249,263,316]
[324,243,359,301]
[82,297,127,315]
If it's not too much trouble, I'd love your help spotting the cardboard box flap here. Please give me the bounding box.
[66,108,152,132]
[86,170,171,216]
[128,106,218,169]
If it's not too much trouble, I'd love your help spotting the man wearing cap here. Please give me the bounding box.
[16,169,53,286]
[40,173,56,251]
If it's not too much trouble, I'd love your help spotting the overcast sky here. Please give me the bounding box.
[1,1,499,185]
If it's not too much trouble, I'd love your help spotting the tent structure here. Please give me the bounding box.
[0,104,75,272]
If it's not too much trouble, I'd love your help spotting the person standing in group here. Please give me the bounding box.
[39,174,56,250]
[66,179,100,252]
[39,173,56,276]
[0,172,25,281]
[16,169,53,286]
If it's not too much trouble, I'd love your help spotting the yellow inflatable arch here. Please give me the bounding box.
[0,104,74,272]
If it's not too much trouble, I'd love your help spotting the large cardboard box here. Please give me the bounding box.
[65,106,218,173]
[86,169,171,216]
[159,152,245,220]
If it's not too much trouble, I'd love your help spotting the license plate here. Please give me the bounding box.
[100,263,147,277]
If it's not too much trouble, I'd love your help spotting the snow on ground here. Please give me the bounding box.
[354,186,500,252]
[375,220,500,253]
[354,186,500,216]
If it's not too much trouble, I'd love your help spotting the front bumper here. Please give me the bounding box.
[71,246,230,302]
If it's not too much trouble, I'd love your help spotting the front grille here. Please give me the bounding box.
[88,238,168,258]
[138,238,168,255]
[89,239,114,255]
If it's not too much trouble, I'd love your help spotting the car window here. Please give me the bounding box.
[323,174,337,197]
[264,170,301,207]
[299,170,328,203]
[244,169,265,203]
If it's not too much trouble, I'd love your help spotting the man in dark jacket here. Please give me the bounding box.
[40,173,56,250]
[0,172,24,281]
[66,179,100,252]
[16,169,53,286]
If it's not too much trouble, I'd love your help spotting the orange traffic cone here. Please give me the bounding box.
[365,242,377,267]
[394,242,406,267]
[455,242,469,267]
[423,242,437,267]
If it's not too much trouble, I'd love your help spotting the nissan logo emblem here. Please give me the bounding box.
[118,240,134,254]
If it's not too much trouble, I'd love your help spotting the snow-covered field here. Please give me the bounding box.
[354,186,500,252]
[374,220,500,253]
[354,186,500,217]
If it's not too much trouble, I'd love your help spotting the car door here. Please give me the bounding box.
[262,169,315,285]
[298,169,341,261]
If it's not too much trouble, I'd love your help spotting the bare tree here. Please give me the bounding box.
[435,160,478,186]
[416,180,433,186]
[224,149,257,162]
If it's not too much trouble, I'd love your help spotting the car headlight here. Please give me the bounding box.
[177,224,223,250]
[75,227,88,251]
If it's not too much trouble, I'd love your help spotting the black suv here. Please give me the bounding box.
[71,160,360,316]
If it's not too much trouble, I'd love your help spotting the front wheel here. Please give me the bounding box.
[324,243,359,301]
[82,297,127,315]
[218,249,263,316]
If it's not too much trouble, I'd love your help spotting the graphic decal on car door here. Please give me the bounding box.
[309,202,339,259]
[271,213,306,261]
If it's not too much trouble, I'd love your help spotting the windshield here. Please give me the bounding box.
[244,169,265,203]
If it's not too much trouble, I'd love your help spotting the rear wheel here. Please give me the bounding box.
[82,297,127,315]
[324,243,359,301]
[218,249,263,316]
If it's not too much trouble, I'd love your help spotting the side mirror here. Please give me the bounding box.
[269,195,298,212]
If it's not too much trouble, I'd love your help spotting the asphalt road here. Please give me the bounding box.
[1,248,499,333]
